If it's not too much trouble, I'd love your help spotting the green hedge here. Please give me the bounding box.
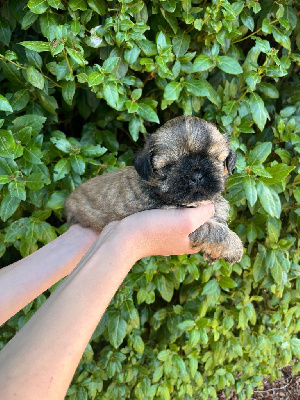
[0,0,299,399]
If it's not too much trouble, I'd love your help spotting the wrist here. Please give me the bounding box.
[67,224,98,244]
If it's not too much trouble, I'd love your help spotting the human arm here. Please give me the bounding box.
[0,225,98,326]
[0,204,214,400]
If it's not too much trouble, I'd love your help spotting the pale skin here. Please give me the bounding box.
[0,204,214,400]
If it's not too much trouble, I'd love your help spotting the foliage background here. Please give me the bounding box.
[0,0,299,399]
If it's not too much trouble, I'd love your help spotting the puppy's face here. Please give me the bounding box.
[134,116,236,206]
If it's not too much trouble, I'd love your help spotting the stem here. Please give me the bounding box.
[0,54,62,88]
[62,49,73,75]
[236,90,248,103]
[43,73,62,88]
[233,19,279,45]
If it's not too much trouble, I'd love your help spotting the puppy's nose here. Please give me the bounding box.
[190,172,203,185]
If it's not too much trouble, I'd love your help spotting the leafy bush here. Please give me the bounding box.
[0,0,299,399]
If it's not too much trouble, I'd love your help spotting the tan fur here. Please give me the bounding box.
[65,116,243,264]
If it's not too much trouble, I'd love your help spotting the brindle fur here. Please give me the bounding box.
[65,116,243,264]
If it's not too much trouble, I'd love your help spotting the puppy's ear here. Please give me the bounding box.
[133,136,154,181]
[225,149,237,175]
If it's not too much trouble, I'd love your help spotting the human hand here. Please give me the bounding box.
[97,204,214,262]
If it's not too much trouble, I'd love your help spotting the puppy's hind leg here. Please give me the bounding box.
[189,221,243,264]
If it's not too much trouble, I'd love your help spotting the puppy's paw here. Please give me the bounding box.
[222,238,244,264]
[190,222,243,265]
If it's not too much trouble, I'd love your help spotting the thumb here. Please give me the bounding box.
[174,203,215,235]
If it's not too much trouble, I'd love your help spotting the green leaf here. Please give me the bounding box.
[284,6,297,30]
[11,89,30,111]
[68,0,87,11]
[50,137,72,153]
[272,26,291,51]
[178,320,196,331]
[66,47,87,66]
[257,82,279,98]
[249,92,269,131]
[253,251,266,282]
[23,147,43,164]
[53,158,71,181]
[137,39,157,56]
[108,313,127,348]
[291,338,300,359]
[185,79,209,97]
[0,194,20,221]
[0,17,11,46]
[172,33,190,58]
[70,155,85,175]
[268,253,286,285]
[103,82,119,109]
[157,349,170,361]
[126,100,139,113]
[26,66,45,90]
[120,18,134,31]
[8,181,26,200]
[219,276,237,289]
[1,62,24,87]
[257,181,281,218]
[193,54,214,72]
[137,103,159,123]
[81,144,106,157]
[155,275,174,301]
[47,0,61,8]
[0,95,13,112]
[129,116,141,141]
[161,0,176,12]
[20,41,50,52]
[25,173,44,190]
[0,175,11,184]
[46,190,69,210]
[267,217,281,243]
[250,166,272,178]
[5,218,29,242]
[0,130,16,157]
[262,18,272,34]
[248,142,272,166]
[24,47,41,66]
[26,49,43,70]
[38,221,57,244]
[39,12,58,41]
[202,279,219,296]
[12,115,46,135]
[216,56,243,74]
[62,81,76,105]
[247,225,257,243]
[87,71,103,86]
[22,11,39,29]
[260,164,295,185]
[243,177,257,207]
[102,57,120,73]
[161,8,179,34]
[20,219,40,257]
[28,0,49,14]
[241,10,254,31]
[87,0,106,15]
[124,45,140,65]
[163,82,182,101]
[153,366,164,382]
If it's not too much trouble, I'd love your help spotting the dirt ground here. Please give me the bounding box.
[217,368,300,400]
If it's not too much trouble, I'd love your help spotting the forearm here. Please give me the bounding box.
[0,226,136,400]
[0,225,97,325]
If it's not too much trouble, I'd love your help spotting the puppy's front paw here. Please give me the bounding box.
[221,234,244,264]
[189,221,243,265]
